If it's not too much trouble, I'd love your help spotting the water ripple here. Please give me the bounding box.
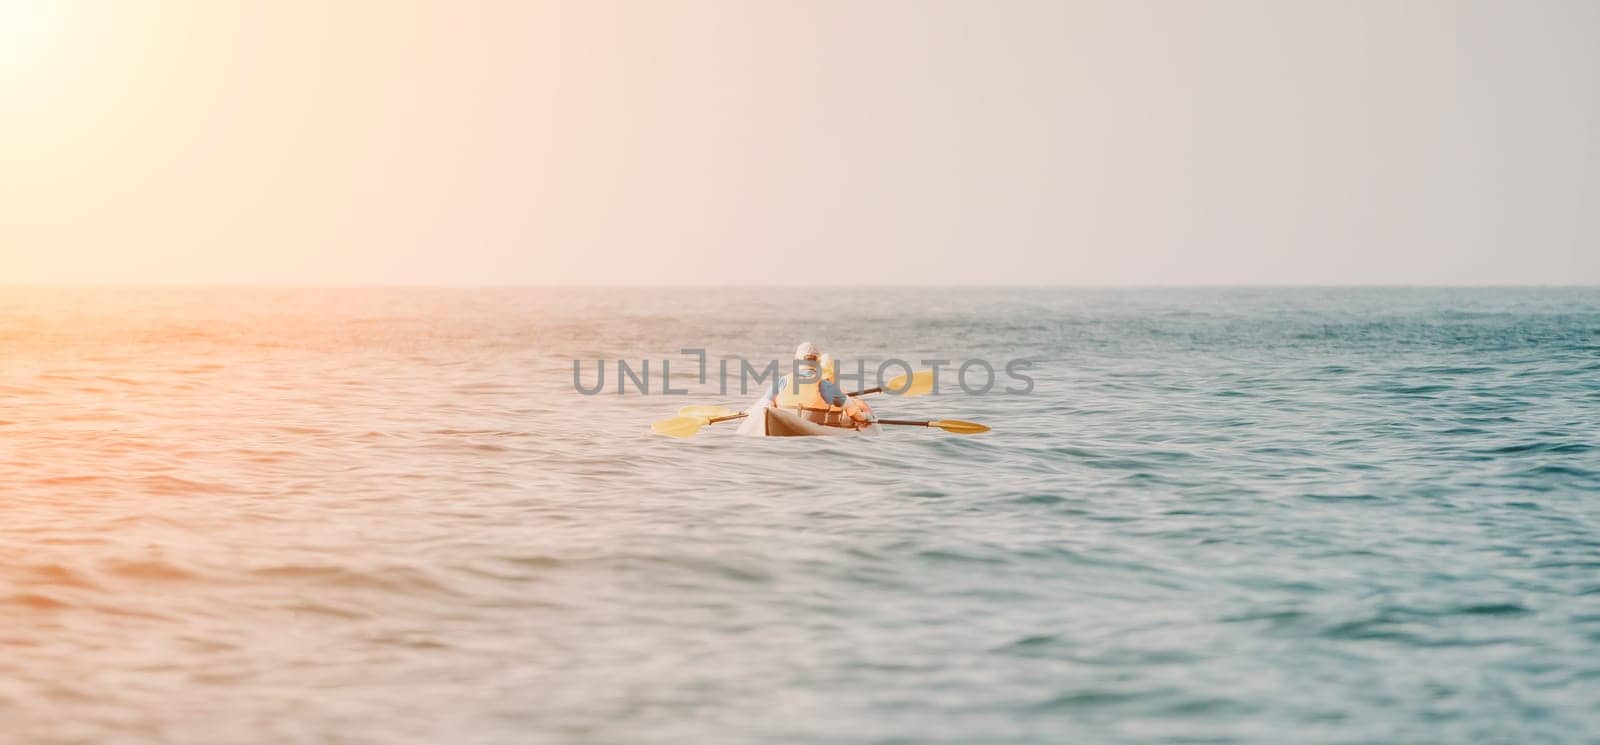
[3,287,1600,744]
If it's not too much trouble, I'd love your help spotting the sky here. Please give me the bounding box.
[2,0,1597,286]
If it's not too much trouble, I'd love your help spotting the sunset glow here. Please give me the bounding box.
[4,1,1598,286]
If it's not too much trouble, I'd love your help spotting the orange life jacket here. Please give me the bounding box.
[775,368,832,410]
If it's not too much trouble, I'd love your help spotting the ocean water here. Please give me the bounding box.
[3,287,1599,744]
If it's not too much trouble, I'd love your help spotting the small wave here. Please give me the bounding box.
[915,548,1010,565]
[644,555,773,585]
[1158,696,1259,716]
[31,475,115,487]
[100,558,197,582]
[17,562,99,589]
[1221,609,1310,627]
[424,429,526,436]
[1455,602,1531,616]
[1387,384,1453,395]
[460,442,510,453]
[1408,365,1497,375]
[367,630,451,649]
[274,424,329,435]
[995,633,1061,654]
[1508,464,1597,479]
[249,563,457,596]
[1483,441,1594,455]
[1030,688,1158,711]
[1320,601,1533,644]
[1302,493,1384,502]
[135,475,231,496]
[4,592,72,610]
[285,600,373,620]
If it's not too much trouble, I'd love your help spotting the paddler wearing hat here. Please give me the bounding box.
[766,342,874,426]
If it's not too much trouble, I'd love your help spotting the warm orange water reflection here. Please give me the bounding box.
[7,287,1600,744]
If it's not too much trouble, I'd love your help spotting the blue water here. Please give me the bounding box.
[3,287,1598,743]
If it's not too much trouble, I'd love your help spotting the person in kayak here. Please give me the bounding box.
[767,342,872,426]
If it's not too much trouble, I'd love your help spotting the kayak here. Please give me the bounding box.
[736,405,881,437]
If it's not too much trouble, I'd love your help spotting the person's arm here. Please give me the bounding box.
[818,378,849,407]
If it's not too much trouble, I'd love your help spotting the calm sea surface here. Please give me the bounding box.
[3,287,1599,744]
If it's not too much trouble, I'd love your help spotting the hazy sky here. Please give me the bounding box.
[3,0,1597,285]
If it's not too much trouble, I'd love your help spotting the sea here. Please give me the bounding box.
[3,287,1598,744]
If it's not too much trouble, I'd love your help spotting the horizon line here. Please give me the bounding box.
[3,282,1599,290]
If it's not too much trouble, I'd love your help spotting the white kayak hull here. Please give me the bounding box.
[736,406,880,437]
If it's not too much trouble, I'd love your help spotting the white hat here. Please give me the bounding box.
[794,341,820,360]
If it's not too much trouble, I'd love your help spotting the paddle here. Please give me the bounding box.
[676,404,740,419]
[651,411,747,438]
[652,404,989,438]
[847,369,937,398]
[875,419,990,435]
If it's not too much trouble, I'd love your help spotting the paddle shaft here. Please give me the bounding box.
[874,419,936,427]
[664,408,984,436]
[698,369,920,405]
[708,404,836,424]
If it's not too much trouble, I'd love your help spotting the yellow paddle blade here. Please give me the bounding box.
[677,404,738,419]
[928,419,990,435]
[885,370,937,397]
[651,416,707,438]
